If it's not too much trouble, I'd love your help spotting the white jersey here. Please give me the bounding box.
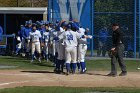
[29,30,41,42]
[59,29,81,47]
[43,32,50,42]
[78,27,87,44]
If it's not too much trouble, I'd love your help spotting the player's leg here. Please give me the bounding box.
[102,42,106,57]
[54,43,61,73]
[45,42,49,61]
[15,43,22,55]
[31,42,35,62]
[80,44,87,74]
[71,46,77,74]
[77,45,81,71]
[60,44,65,73]
[52,40,56,63]
[26,40,30,59]
[35,42,41,63]
[65,47,71,75]
[97,41,102,56]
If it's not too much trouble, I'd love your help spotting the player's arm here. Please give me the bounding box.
[38,31,43,42]
[84,35,92,39]
[54,32,64,40]
[22,30,26,39]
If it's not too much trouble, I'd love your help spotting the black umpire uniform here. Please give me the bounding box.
[108,23,127,77]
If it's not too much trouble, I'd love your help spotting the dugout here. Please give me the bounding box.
[0,7,47,34]
[0,7,47,55]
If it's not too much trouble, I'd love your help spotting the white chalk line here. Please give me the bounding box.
[0,73,32,76]
[0,81,30,86]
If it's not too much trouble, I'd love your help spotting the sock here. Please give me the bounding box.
[59,60,63,71]
[56,59,60,70]
[31,54,34,60]
[84,62,86,70]
[72,63,77,73]
[70,63,72,71]
[15,48,21,54]
[77,62,80,70]
[45,54,48,60]
[80,62,85,71]
[66,63,70,72]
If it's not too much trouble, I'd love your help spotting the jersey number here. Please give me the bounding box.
[67,34,73,40]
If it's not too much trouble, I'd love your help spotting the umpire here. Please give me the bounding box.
[107,23,127,77]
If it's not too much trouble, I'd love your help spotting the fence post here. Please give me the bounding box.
[139,0,140,58]
[47,0,51,21]
[134,0,137,58]
[90,0,94,57]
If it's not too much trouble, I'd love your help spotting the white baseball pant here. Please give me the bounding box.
[65,46,77,63]
[31,42,41,55]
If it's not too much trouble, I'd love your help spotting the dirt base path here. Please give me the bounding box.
[0,70,140,89]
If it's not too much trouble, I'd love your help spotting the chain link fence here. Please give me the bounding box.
[93,0,138,58]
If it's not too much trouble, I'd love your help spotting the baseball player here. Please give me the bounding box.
[49,23,58,63]
[77,27,92,73]
[54,21,66,73]
[37,21,46,59]
[22,21,32,58]
[28,23,42,63]
[56,23,82,75]
[71,21,92,73]
[15,35,22,55]
[42,23,50,61]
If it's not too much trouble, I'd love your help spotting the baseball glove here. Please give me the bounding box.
[108,49,117,58]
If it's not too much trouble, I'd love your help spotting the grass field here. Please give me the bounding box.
[0,56,140,93]
[0,56,139,72]
[0,87,140,93]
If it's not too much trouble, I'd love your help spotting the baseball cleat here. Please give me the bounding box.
[38,58,41,63]
[30,60,34,63]
[137,68,140,70]
[106,73,117,77]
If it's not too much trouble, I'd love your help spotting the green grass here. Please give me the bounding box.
[0,56,54,70]
[86,59,140,72]
[0,56,139,72]
[0,87,140,93]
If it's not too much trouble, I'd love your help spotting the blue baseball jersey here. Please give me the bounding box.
[23,27,32,39]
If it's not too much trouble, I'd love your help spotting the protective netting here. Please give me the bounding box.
[94,0,136,58]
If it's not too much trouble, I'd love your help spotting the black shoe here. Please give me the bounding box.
[107,73,117,77]
[65,71,70,76]
[119,72,127,76]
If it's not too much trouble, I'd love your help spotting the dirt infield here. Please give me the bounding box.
[0,70,140,89]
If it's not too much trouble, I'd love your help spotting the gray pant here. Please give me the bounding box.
[111,44,127,74]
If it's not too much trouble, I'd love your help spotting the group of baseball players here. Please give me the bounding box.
[15,19,92,75]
